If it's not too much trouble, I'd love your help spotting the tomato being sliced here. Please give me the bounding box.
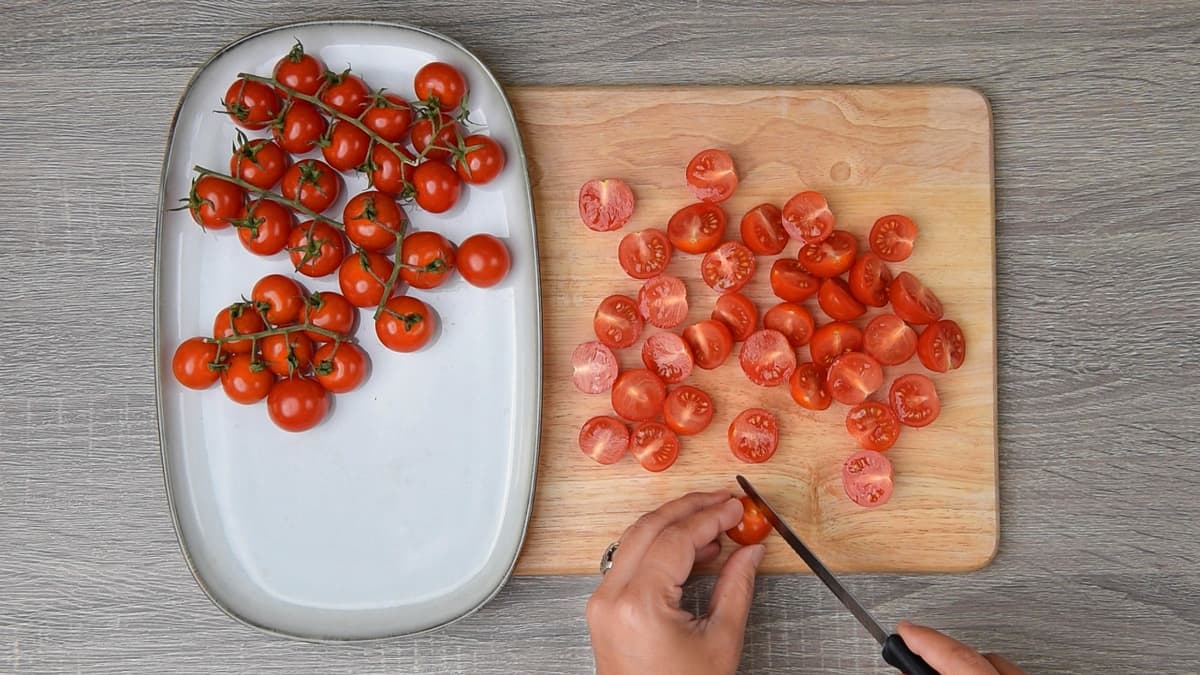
[842,450,895,507]
[763,302,815,348]
[769,259,820,303]
[594,294,644,349]
[701,241,756,293]
[782,190,835,244]
[809,321,863,368]
[579,416,630,465]
[682,319,734,370]
[864,313,918,366]
[726,495,771,545]
[685,148,738,203]
[788,362,831,411]
[630,421,681,472]
[579,178,635,232]
[728,408,779,463]
[818,277,866,321]
[641,332,694,384]
[870,214,918,262]
[848,252,893,307]
[918,319,967,372]
[798,229,857,278]
[618,229,673,280]
[889,272,943,325]
[638,275,689,329]
[662,385,714,436]
[890,374,941,428]
[711,292,758,342]
[611,369,667,422]
[667,202,726,254]
[826,352,884,405]
[845,401,901,451]
[740,203,787,255]
[572,340,619,394]
[739,329,797,387]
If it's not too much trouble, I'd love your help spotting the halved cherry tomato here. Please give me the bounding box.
[186,175,244,230]
[321,121,371,173]
[220,353,274,404]
[818,277,866,321]
[842,450,894,507]
[798,229,857,278]
[890,374,941,428]
[701,241,756,293]
[320,70,370,117]
[312,342,368,393]
[288,221,346,278]
[411,112,460,162]
[740,203,787,255]
[889,272,944,324]
[845,401,901,451]
[338,250,394,308]
[172,337,222,390]
[728,408,779,463]
[578,178,635,232]
[809,322,863,368]
[711,292,758,342]
[231,137,288,190]
[641,332,694,384]
[412,160,462,213]
[826,352,884,405]
[281,159,340,213]
[362,93,412,142]
[611,369,667,422]
[454,134,505,185]
[594,295,644,349]
[572,341,620,394]
[457,234,511,288]
[739,329,797,387]
[638,275,688,329]
[763,302,814,348]
[343,191,405,252]
[870,214,918,262]
[682,320,734,370]
[272,100,327,155]
[686,148,738,203]
[273,42,325,96]
[726,495,771,545]
[266,376,329,432]
[579,416,630,465]
[630,421,680,472]
[260,332,314,377]
[368,143,417,197]
[414,61,467,109]
[303,291,356,343]
[788,362,831,411]
[400,231,456,289]
[223,77,281,130]
[618,229,672,280]
[667,202,726,254]
[769,259,820,302]
[662,385,714,436]
[848,252,893,307]
[376,296,436,352]
[863,314,918,365]
[918,320,966,372]
[782,190,835,244]
[212,303,265,354]
[236,199,293,256]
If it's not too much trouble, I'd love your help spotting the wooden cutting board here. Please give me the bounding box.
[508,86,997,575]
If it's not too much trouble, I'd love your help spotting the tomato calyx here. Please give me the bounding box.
[284,40,307,64]
[231,130,270,167]
[381,307,425,331]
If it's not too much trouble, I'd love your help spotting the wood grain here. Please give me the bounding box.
[511,85,998,575]
[1,2,1198,674]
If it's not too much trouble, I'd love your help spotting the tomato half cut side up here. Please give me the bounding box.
[728,408,779,464]
[826,352,884,406]
[797,229,857,278]
[889,272,944,325]
[578,178,635,232]
[663,385,714,436]
[611,369,668,422]
[890,373,941,428]
[641,332,694,384]
[740,203,787,255]
[638,275,689,329]
[630,421,681,472]
[788,362,831,411]
[683,320,735,370]
[842,450,895,508]
[869,214,918,263]
[845,401,901,452]
[918,319,967,372]
[763,302,815,348]
[686,148,738,203]
[738,329,797,387]
[726,495,771,545]
[818,277,866,321]
[848,252,893,307]
[579,416,630,465]
[701,241,756,293]
[863,313,918,366]
[594,294,644,349]
[618,229,673,279]
[711,292,758,342]
[667,202,726,254]
[809,322,863,369]
[572,340,619,394]
[781,190,835,244]
[770,259,820,303]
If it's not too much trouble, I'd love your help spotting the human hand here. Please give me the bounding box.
[897,620,1026,674]
[585,490,766,675]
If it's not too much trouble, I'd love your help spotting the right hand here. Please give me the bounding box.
[897,621,1026,674]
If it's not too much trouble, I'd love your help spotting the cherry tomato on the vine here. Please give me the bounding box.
[185,175,244,230]
[400,231,456,289]
[456,233,511,288]
[288,221,346,278]
[454,134,505,185]
[236,199,293,256]
[368,143,417,197]
[338,250,395,308]
[252,274,306,326]
[230,135,288,190]
[414,61,468,109]
[223,77,281,130]
[321,121,371,173]
[411,112,460,162]
[272,100,327,155]
[272,42,325,96]
[303,291,356,343]
[220,353,275,404]
[212,303,265,354]
[319,70,370,117]
[281,159,341,213]
[343,191,405,252]
[267,376,330,432]
[172,337,223,390]
[412,160,462,213]
[376,296,436,352]
[362,92,413,142]
[312,342,369,394]
[260,332,314,377]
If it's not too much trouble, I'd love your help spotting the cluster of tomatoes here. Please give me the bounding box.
[571,149,967,522]
[172,43,512,432]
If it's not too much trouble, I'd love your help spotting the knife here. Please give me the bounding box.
[736,475,939,675]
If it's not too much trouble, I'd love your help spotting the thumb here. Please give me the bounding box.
[706,544,765,635]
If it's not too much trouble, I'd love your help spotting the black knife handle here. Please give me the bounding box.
[882,633,939,675]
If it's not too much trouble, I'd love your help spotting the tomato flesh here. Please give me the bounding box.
[890,373,941,427]
[738,329,797,387]
[798,229,857,278]
[663,385,714,436]
[572,341,620,394]
[726,495,771,545]
[728,408,779,463]
[890,272,944,325]
[611,369,667,422]
[711,292,758,342]
[630,421,681,472]
[842,450,895,507]
[818,277,866,321]
[789,362,831,411]
[638,275,689,329]
[864,313,918,366]
[579,416,630,465]
[845,401,901,452]
[918,320,967,372]
[579,178,635,231]
[809,322,863,368]
[782,190,835,243]
[667,202,726,254]
[763,302,815,348]
[870,214,918,262]
[686,148,738,203]
[641,332,694,384]
[593,294,644,348]
[618,229,672,279]
[848,252,893,307]
[682,320,734,370]
[740,203,787,255]
[826,352,884,405]
[701,241,756,293]
[769,259,820,303]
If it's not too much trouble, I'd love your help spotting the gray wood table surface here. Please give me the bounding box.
[2,1,1197,673]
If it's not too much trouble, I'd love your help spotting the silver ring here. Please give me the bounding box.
[600,541,619,576]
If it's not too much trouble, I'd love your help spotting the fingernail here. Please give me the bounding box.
[749,544,766,565]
